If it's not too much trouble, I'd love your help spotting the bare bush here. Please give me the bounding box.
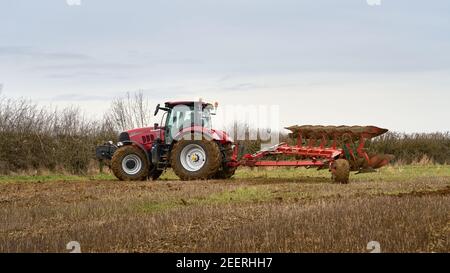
[0,96,116,175]
[369,132,450,164]
[106,91,152,131]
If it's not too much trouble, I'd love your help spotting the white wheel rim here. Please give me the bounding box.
[122,154,143,175]
[180,144,206,172]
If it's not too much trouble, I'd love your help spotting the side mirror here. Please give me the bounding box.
[154,104,160,116]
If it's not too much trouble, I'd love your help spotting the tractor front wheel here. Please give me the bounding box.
[111,145,149,181]
[170,139,221,181]
[331,159,350,184]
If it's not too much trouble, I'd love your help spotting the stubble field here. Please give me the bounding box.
[0,165,449,253]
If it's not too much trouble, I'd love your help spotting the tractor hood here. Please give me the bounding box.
[119,127,163,149]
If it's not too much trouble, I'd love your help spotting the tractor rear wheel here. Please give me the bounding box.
[111,145,149,181]
[332,159,350,184]
[213,143,237,179]
[170,138,221,181]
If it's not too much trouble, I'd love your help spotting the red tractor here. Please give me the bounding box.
[96,101,236,181]
[96,100,393,183]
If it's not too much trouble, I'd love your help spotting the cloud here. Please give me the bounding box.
[0,46,91,60]
[148,57,202,65]
[29,58,201,80]
[45,71,128,79]
[223,82,266,91]
[51,93,115,102]
[33,63,141,71]
[26,62,143,80]
[35,63,141,79]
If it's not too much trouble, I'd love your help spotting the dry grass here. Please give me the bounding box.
[0,166,449,253]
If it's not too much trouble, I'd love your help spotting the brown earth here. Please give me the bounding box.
[0,175,449,253]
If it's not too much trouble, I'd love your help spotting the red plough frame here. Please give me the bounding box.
[228,125,393,172]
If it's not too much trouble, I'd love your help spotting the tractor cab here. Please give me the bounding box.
[155,101,216,144]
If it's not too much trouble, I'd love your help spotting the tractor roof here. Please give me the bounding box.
[164,101,212,108]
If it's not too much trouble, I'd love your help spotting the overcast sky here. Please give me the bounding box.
[0,0,449,132]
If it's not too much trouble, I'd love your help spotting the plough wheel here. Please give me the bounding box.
[332,159,350,184]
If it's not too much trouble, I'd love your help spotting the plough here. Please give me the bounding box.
[231,125,394,183]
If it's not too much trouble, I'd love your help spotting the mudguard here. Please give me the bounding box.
[120,140,152,165]
[173,126,233,144]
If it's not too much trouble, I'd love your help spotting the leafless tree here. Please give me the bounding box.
[107,90,152,131]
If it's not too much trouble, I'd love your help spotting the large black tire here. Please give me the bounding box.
[332,159,350,184]
[170,138,221,181]
[213,143,237,179]
[111,145,149,181]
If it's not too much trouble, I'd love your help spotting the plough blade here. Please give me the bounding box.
[286,125,389,141]
[286,125,393,170]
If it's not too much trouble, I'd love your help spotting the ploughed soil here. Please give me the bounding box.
[0,174,449,253]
